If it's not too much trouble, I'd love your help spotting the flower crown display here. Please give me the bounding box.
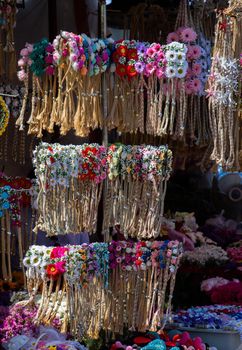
[23,240,182,339]
[33,142,108,236]
[33,142,172,238]
[15,31,194,141]
[207,7,241,168]
[0,0,17,80]
[0,175,37,284]
[103,144,172,239]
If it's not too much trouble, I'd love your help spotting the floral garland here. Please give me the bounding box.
[207,4,242,168]
[33,142,108,236]
[0,176,37,284]
[103,144,172,240]
[0,96,9,136]
[15,31,191,139]
[33,142,172,238]
[23,240,182,339]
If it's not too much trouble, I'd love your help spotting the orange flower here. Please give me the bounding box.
[80,66,87,76]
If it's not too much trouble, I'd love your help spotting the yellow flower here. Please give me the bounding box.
[48,346,57,350]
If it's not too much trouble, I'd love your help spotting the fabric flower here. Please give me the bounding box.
[180,28,197,43]
[167,32,179,44]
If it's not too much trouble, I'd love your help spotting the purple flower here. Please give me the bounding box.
[137,43,147,55]
[135,61,145,73]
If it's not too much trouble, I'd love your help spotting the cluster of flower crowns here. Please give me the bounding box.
[24,240,182,285]
[17,27,211,95]
[33,142,172,186]
[0,176,34,224]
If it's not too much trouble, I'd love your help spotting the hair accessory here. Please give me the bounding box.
[23,240,182,339]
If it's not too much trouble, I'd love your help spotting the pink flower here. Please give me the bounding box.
[186,45,195,61]
[50,246,69,259]
[53,52,60,63]
[20,48,29,57]
[55,261,66,274]
[192,45,201,60]
[146,47,155,57]
[17,58,25,67]
[70,53,78,62]
[102,51,109,61]
[62,48,69,57]
[167,32,179,44]
[176,27,186,38]
[191,78,202,93]
[156,67,165,79]
[145,63,155,76]
[167,249,172,257]
[46,66,55,75]
[185,80,193,94]
[180,27,197,43]
[45,55,53,64]
[17,70,27,81]
[186,67,193,79]
[201,277,230,293]
[26,43,33,53]
[153,43,162,52]
[192,62,202,76]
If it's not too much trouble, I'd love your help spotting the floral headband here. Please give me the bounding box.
[24,240,182,338]
[33,142,172,238]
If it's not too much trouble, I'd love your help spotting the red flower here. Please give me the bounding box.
[127,65,137,78]
[117,45,127,57]
[135,260,142,266]
[48,146,53,152]
[46,264,59,278]
[46,261,66,279]
[50,156,55,164]
[116,64,127,77]
[127,48,138,60]
[112,51,120,64]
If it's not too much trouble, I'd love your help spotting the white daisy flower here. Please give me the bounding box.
[176,66,186,78]
[165,51,177,62]
[166,66,177,78]
[176,52,186,62]
[23,256,32,268]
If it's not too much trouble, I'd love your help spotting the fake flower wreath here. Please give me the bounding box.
[24,240,182,338]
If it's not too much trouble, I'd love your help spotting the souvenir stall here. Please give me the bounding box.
[0,0,241,350]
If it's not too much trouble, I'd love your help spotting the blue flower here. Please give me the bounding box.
[2,202,10,209]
